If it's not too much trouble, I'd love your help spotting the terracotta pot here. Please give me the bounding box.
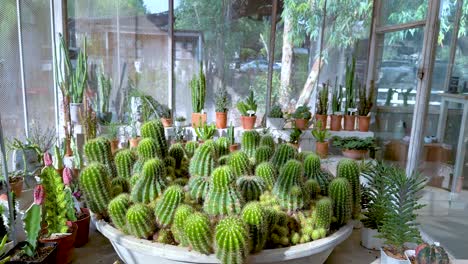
[315,114,327,130]
[191,113,207,128]
[316,141,329,158]
[73,208,90,247]
[330,115,342,131]
[161,118,173,127]
[343,115,356,131]
[295,118,309,130]
[229,144,240,152]
[342,149,368,160]
[358,115,371,132]
[9,177,23,198]
[110,139,120,154]
[215,112,228,129]
[240,116,256,130]
[39,223,78,264]
[129,137,141,148]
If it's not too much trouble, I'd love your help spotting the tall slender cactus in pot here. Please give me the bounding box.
[190,63,207,127]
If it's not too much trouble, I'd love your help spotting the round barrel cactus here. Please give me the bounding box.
[108,193,131,232]
[131,158,167,203]
[227,151,252,177]
[215,217,250,264]
[254,162,276,190]
[140,120,168,158]
[236,176,266,202]
[184,212,213,254]
[255,146,273,165]
[273,159,306,212]
[126,203,156,238]
[241,202,268,253]
[328,177,352,226]
[115,149,136,179]
[336,158,361,219]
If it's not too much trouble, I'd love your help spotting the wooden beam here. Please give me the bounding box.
[375,20,426,34]
[168,0,175,118]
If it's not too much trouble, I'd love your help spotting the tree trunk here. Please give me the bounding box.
[279,14,294,108]
[296,58,323,107]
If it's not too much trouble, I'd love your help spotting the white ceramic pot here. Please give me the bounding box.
[94,215,353,264]
[267,118,286,130]
[70,103,83,124]
[361,227,384,250]
[380,248,410,264]
[175,121,186,127]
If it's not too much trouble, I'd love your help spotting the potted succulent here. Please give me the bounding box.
[67,38,88,124]
[174,116,186,127]
[289,128,302,149]
[315,82,329,130]
[159,105,172,128]
[344,57,357,131]
[411,242,450,264]
[236,91,258,130]
[267,103,285,130]
[292,105,312,130]
[194,123,216,143]
[311,120,331,158]
[378,168,426,264]
[227,123,239,152]
[96,65,113,124]
[357,80,375,132]
[7,138,42,195]
[129,120,140,148]
[107,122,120,154]
[331,81,343,131]
[190,64,207,128]
[332,136,375,159]
[215,88,229,129]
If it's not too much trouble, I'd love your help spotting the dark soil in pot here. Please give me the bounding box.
[6,242,57,264]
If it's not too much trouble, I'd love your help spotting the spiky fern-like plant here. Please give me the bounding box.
[215,217,250,264]
[195,123,216,141]
[361,162,388,230]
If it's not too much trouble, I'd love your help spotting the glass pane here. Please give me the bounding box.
[379,0,428,26]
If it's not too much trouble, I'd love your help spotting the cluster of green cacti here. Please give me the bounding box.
[241,202,268,252]
[184,141,198,159]
[108,193,131,232]
[215,217,250,264]
[254,162,276,190]
[336,159,361,219]
[241,130,259,161]
[155,185,184,227]
[111,177,130,196]
[84,137,117,177]
[303,153,332,196]
[140,120,168,158]
[273,160,307,212]
[259,134,275,151]
[131,158,167,203]
[137,138,158,160]
[168,143,185,169]
[216,136,230,156]
[289,208,328,245]
[236,176,266,202]
[204,166,243,217]
[126,203,156,238]
[188,176,210,201]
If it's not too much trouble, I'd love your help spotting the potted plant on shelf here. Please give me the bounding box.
[332,136,375,159]
[67,38,88,125]
[378,168,426,264]
[311,120,331,158]
[357,80,375,132]
[107,122,120,154]
[331,80,343,131]
[344,57,357,131]
[267,104,285,129]
[129,120,140,148]
[215,87,229,129]
[237,91,258,130]
[194,123,216,143]
[227,123,239,152]
[96,65,113,124]
[411,242,450,263]
[159,105,172,128]
[315,82,329,130]
[292,105,312,130]
[7,138,42,193]
[172,126,186,144]
[289,128,302,149]
[190,64,207,128]
[174,116,186,127]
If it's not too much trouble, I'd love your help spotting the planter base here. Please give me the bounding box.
[361,227,384,250]
[380,248,410,264]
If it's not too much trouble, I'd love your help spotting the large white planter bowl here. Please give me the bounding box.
[94,218,353,264]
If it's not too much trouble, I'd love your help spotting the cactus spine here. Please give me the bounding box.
[126,203,156,238]
[255,146,273,165]
[189,143,216,177]
[131,158,167,203]
[204,166,243,217]
[259,134,275,151]
[184,212,213,254]
[236,176,266,202]
[140,120,168,158]
[84,137,117,177]
[227,151,252,177]
[328,177,352,226]
[337,159,361,219]
[273,160,306,212]
[241,130,259,160]
[315,197,332,235]
[115,149,136,179]
[254,162,276,190]
[155,185,184,227]
[188,176,210,201]
[79,163,112,216]
[304,153,332,196]
[137,138,158,160]
[215,217,250,264]
[108,193,131,232]
[271,144,297,169]
[172,204,195,246]
[216,137,230,157]
[169,143,185,169]
[241,202,267,253]
[184,141,199,159]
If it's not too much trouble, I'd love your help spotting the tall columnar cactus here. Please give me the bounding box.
[190,64,206,113]
[169,143,185,169]
[215,216,250,264]
[271,144,297,169]
[315,197,332,236]
[236,176,266,202]
[241,202,268,253]
[126,203,156,238]
[273,160,306,212]
[80,163,112,216]
[189,143,216,177]
[184,141,199,159]
[255,146,273,165]
[155,185,184,227]
[303,153,332,196]
[137,138,158,160]
[172,204,195,246]
[115,149,136,179]
[84,137,117,177]
[111,177,130,196]
[227,151,252,177]
[188,176,210,201]
[241,130,260,160]
[184,212,213,254]
[336,159,361,219]
[131,158,167,203]
[328,177,352,226]
[259,134,275,151]
[108,193,131,232]
[140,120,168,158]
[204,166,243,217]
[216,137,231,157]
[254,162,276,190]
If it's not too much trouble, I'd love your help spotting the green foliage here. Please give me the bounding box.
[241,202,268,253]
[332,136,375,150]
[236,176,266,202]
[131,158,167,203]
[108,194,131,232]
[84,137,117,177]
[357,80,375,116]
[292,105,311,120]
[273,160,306,212]
[215,217,250,264]
[361,162,388,230]
[80,163,112,216]
[190,63,206,113]
[23,204,42,256]
[255,162,277,191]
[204,166,243,217]
[311,121,330,142]
[316,83,329,115]
[126,204,156,238]
[332,80,343,113]
[184,212,213,254]
[115,149,136,179]
[271,144,297,169]
[215,87,229,113]
[337,159,361,219]
[189,143,217,177]
[289,128,302,144]
[172,204,195,246]
[268,105,284,118]
[241,130,260,161]
[227,151,252,177]
[237,91,258,116]
[254,146,273,165]
[184,141,199,159]
[195,123,216,141]
[155,185,184,228]
[329,177,352,227]
[344,56,357,113]
[140,120,168,158]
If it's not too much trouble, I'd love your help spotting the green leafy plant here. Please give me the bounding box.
[316,82,329,115]
[332,136,375,150]
[237,91,257,116]
[195,123,216,141]
[159,104,172,119]
[215,87,229,113]
[190,63,206,113]
[289,128,302,144]
[344,56,356,114]
[175,116,186,122]
[268,104,284,118]
[361,162,389,230]
[331,78,343,113]
[107,122,120,140]
[357,80,375,116]
[292,105,311,120]
[311,121,330,142]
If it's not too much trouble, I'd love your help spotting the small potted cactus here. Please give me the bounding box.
[237,91,258,130]
[190,64,207,128]
[194,123,216,143]
[315,82,329,130]
[215,87,229,129]
[107,122,121,154]
[411,242,450,264]
[129,120,140,148]
[331,80,343,131]
[174,116,186,127]
[344,57,357,131]
[357,80,375,132]
[159,104,172,128]
[311,120,330,158]
[266,102,285,129]
[289,128,302,149]
[227,123,239,152]
[292,105,312,130]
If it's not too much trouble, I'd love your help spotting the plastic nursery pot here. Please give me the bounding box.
[69,103,83,124]
[380,247,411,264]
[315,114,327,130]
[343,115,356,131]
[110,139,120,154]
[9,177,23,198]
[229,143,240,152]
[315,141,329,158]
[360,227,384,250]
[358,115,371,132]
[240,116,256,130]
[330,115,342,131]
[129,137,141,148]
[266,117,286,130]
[215,112,228,129]
[39,223,78,264]
[342,149,368,160]
[191,113,207,128]
[160,118,173,128]
[5,241,58,264]
[294,118,309,130]
[73,208,91,247]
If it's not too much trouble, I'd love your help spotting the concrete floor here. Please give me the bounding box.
[73,224,380,264]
